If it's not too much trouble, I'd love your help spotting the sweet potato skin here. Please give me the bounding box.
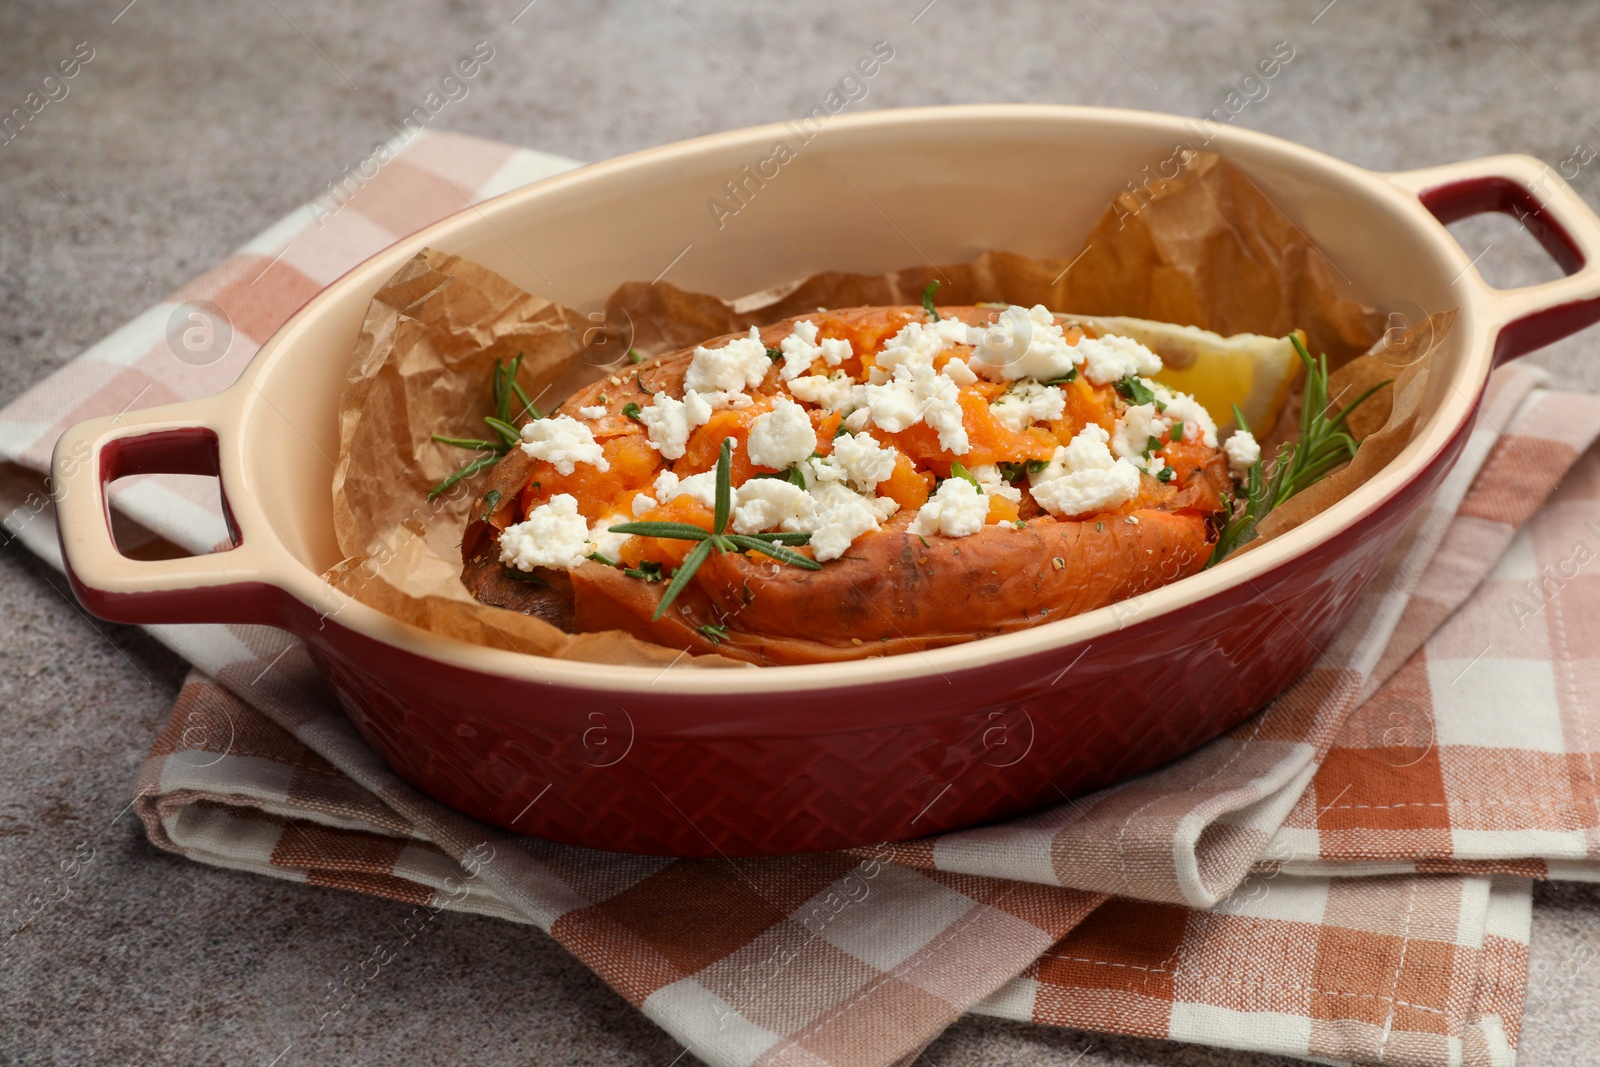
[463,306,1231,666]
[569,461,1225,665]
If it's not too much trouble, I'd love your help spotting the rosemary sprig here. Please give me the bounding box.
[429,353,543,499]
[922,280,941,321]
[1207,334,1390,566]
[607,438,821,620]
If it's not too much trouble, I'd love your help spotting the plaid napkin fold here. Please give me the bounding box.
[5,127,1600,1066]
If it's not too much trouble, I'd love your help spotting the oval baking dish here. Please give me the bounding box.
[53,106,1600,856]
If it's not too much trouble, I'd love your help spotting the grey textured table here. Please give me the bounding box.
[5,1,1600,1063]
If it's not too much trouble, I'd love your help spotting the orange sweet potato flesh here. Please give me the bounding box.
[463,306,1230,666]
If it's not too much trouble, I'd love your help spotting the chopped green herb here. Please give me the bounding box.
[1027,459,1050,475]
[917,534,931,548]
[1114,376,1156,407]
[1144,435,1163,456]
[607,438,821,619]
[834,422,850,438]
[623,560,665,583]
[765,346,783,361]
[1045,368,1079,385]
[628,348,645,364]
[699,623,729,644]
[636,372,656,396]
[1157,467,1174,483]
[922,280,941,322]
[622,402,643,423]
[587,551,618,567]
[1096,521,1104,532]
[949,461,981,491]
[997,462,1027,483]
[479,489,502,519]
[1013,520,1027,529]
[428,355,544,499]
[1171,420,1185,442]
[1208,334,1390,567]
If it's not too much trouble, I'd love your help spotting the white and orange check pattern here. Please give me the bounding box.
[5,128,1600,1067]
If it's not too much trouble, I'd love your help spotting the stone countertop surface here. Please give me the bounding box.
[4,0,1600,1063]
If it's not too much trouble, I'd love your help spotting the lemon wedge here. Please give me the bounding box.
[1065,315,1303,436]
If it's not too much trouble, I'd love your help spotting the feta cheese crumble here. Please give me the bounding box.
[967,305,1081,383]
[588,512,633,561]
[520,415,609,475]
[1225,429,1261,476]
[786,371,857,413]
[968,463,1023,504]
[684,327,772,396]
[823,431,898,492]
[989,380,1066,433]
[638,394,694,460]
[777,319,853,381]
[1110,401,1171,477]
[907,477,989,538]
[652,468,719,510]
[1027,424,1142,519]
[860,361,969,453]
[731,479,815,534]
[797,483,899,561]
[1153,386,1218,448]
[1073,333,1163,386]
[577,405,608,420]
[499,494,593,570]
[745,396,817,470]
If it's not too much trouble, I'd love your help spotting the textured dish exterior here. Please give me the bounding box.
[305,416,1459,855]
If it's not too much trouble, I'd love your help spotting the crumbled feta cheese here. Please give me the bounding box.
[967,305,1081,383]
[652,469,679,502]
[631,493,658,517]
[499,494,593,570]
[860,361,969,454]
[1027,424,1142,519]
[683,389,713,425]
[519,415,609,475]
[907,477,989,538]
[842,408,871,433]
[872,319,974,383]
[660,470,719,510]
[1030,461,1142,518]
[797,483,898,561]
[731,479,815,534]
[786,371,857,413]
[989,381,1066,433]
[1225,429,1261,476]
[588,512,633,560]
[778,319,821,380]
[1074,333,1163,386]
[685,327,771,395]
[745,396,817,470]
[1111,402,1171,476]
[776,320,853,382]
[577,405,608,420]
[1153,386,1219,448]
[968,463,1023,504]
[942,357,978,386]
[639,394,690,460]
[829,431,899,491]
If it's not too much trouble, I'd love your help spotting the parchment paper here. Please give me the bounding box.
[325,154,1451,666]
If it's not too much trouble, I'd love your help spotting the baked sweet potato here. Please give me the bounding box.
[461,305,1234,666]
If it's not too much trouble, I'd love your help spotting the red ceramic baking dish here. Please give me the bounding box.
[53,106,1600,856]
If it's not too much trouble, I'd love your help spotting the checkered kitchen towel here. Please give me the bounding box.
[7,128,1600,1066]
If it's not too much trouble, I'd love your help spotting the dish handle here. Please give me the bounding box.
[1388,154,1600,363]
[52,399,294,628]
